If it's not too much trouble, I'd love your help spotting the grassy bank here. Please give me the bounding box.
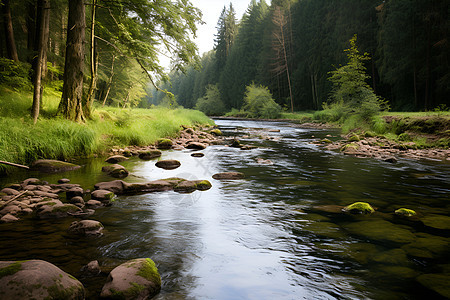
[0,87,213,173]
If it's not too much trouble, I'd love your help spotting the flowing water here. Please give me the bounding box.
[0,119,449,299]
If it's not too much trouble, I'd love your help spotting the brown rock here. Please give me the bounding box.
[186,142,207,150]
[212,172,245,180]
[155,159,181,170]
[68,220,104,236]
[105,155,129,164]
[0,213,19,223]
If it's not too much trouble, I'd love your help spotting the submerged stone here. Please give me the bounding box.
[343,219,415,245]
[212,172,245,180]
[68,220,104,237]
[401,233,450,259]
[421,214,450,230]
[0,260,84,299]
[416,273,450,299]
[371,248,409,265]
[302,221,346,239]
[342,202,375,214]
[100,258,161,299]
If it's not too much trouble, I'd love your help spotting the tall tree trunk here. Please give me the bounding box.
[101,54,116,107]
[32,0,50,124]
[84,0,97,118]
[2,0,19,61]
[58,0,86,122]
[26,1,36,63]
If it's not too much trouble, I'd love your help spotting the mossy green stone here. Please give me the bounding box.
[195,180,212,191]
[348,134,360,142]
[156,138,172,149]
[0,262,22,279]
[343,202,374,214]
[137,258,161,287]
[395,208,416,217]
[344,219,415,245]
[210,129,223,136]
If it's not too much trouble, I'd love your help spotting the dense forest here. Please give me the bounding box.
[0,0,202,121]
[149,0,449,113]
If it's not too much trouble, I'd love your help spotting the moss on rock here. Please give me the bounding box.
[395,208,416,217]
[343,202,375,214]
[0,261,23,279]
[156,138,173,149]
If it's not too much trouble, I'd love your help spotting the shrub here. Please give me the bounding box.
[241,83,281,119]
[0,58,32,90]
[195,84,226,116]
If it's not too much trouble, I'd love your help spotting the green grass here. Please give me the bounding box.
[279,111,314,122]
[0,86,213,173]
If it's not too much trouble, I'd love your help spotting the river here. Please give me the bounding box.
[0,119,449,299]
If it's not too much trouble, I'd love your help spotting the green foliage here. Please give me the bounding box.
[327,35,386,121]
[241,83,281,119]
[0,58,31,90]
[195,84,226,116]
[158,95,179,109]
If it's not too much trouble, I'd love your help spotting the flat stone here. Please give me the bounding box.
[0,213,19,223]
[191,153,205,158]
[138,150,162,160]
[186,142,207,150]
[105,155,129,164]
[30,159,81,173]
[212,172,245,180]
[102,164,129,179]
[155,159,181,170]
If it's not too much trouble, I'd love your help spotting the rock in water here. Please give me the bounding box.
[156,138,173,149]
[155,159,181,170]
[138,150,162,160]
[102,164,129,178]
[0,260,85,299]
[212,172,245,180]
[30,159,81,173]
[342,202,374,214]
[68,220,104,236]
[105,155,129,164]
[100,258,161,299]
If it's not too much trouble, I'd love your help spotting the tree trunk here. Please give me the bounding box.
[101,54,116,107]
[2,0,19,61]
[84,0,97,118]
[26,1,36,63]
[32,0,50,124]
[58,0,86,122]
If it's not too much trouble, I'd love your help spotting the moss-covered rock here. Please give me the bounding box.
[394,208,416,217]
[343,219,416,245]
[371,248,409,265]
[100,258,161,299]
[102,164,129,179]
[302,221,346,239]
[156,138,173,149]
[0,260,84,299]
[210,129,223,136]
[30,160,81,173]
[342,202,375,214]
[91,189,115,202]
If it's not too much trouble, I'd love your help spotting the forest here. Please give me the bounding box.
[150,0,449,114]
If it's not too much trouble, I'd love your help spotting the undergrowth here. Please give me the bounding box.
[0,86,213,174]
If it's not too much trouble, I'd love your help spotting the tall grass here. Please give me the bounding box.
[0,87,213,173]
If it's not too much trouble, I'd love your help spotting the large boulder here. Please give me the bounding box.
[100,258,161,299]
[91,189,115,202]
[68,220,104,236]
[30,160,81,173]
[212,172,245,180]
[0,260,85,299]
[155,160,181,170]
[102,164,129,179]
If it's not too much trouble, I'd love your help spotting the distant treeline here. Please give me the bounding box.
[149,0,449,112]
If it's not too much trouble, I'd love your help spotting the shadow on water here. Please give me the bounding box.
[1,119,449,299]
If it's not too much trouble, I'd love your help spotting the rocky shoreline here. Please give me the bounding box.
[0,125,250,299]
